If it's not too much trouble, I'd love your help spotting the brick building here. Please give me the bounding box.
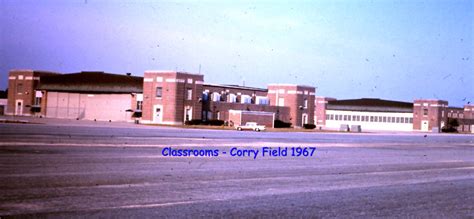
[4,69,473,132]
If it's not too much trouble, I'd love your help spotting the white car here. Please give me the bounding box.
[235,122,266,132]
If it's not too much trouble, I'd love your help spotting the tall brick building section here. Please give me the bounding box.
[141,71,204,125]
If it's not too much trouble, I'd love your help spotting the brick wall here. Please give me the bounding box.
[413,99,448,131]
[142,71,203,125]
[314,96,337,127]
[267,84,316,127]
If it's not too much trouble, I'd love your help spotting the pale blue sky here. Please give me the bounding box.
[0,0,472,106]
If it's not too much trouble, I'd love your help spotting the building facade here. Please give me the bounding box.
[5,69,474,132]
[315,98,474,133]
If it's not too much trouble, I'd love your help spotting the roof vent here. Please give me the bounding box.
[126,72,132,76]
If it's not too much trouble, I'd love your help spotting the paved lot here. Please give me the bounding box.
[0,122,473,218]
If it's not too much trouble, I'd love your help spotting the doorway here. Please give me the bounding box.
[15,100,23,116]
[421,120,429,131]
[153,105,163,123]
[302,113,308,126]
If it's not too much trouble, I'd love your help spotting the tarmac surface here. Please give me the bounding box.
[0,120,473,218]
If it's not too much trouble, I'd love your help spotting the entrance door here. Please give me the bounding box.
[421,120,429,131]
[302,113,308,126]
[153,105,162,123]
[185,107,192,122]
[15,100,23,116]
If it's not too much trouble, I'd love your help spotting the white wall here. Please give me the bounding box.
[46,92,132,121]
[325,110,413,131]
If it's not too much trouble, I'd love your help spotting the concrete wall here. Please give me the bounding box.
[45,91,133,121]
[325,110,413,132]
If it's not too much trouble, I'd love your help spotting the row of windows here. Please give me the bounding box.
[326,114,413,124]
[156,87,193,101]
[203,92,270,105]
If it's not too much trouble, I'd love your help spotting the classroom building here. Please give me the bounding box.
[5,69,474,133]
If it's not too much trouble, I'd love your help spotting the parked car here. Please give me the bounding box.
[235,122,266,132]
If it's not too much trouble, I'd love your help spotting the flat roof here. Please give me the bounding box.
[327,98,413,113]
[38,71,143,93]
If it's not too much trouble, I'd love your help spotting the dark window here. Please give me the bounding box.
[16,83,23,93]
[156,87,162,97]
[423,108,428,116]
[136,101,143,110]
[34,97,41,106]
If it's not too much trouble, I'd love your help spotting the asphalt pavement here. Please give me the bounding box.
[0,122,473,218]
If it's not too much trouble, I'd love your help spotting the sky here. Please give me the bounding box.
[0,0,472,106]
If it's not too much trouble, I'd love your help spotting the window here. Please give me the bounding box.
[326,114,330,120]
[202,91,209,101]
[409,118,413,123]
[335,115,339,121]
[404,117,409,123]
[136,101,143,111]
[374,116,378,122]
[352,115,356,121]
[212,92,221,102]
[448,112,451,117]
[187,88,192,100]
[348,115,351,121]
[396,117,400,123]
[278,98,285,106]
[370,116,374,122]
[387,117,392,123]
[441,111,445,118]
[16,83,23,93]
[34,97,41,106]
[156,87,163,97]
[423,108,428,116]
[460,114,464,119]
[383,117,387,123]
[344,115,348,121]
[330,114,334,120]
[228,94,237,103]
[378,116,383,122]
[361,116,365,121]
[304,98,308,109]
[256,96,268,105]
[241,95,251,104]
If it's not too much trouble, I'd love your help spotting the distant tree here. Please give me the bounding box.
[448,118,459,128]
[0,89,7,98]
[442,118,460,133]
